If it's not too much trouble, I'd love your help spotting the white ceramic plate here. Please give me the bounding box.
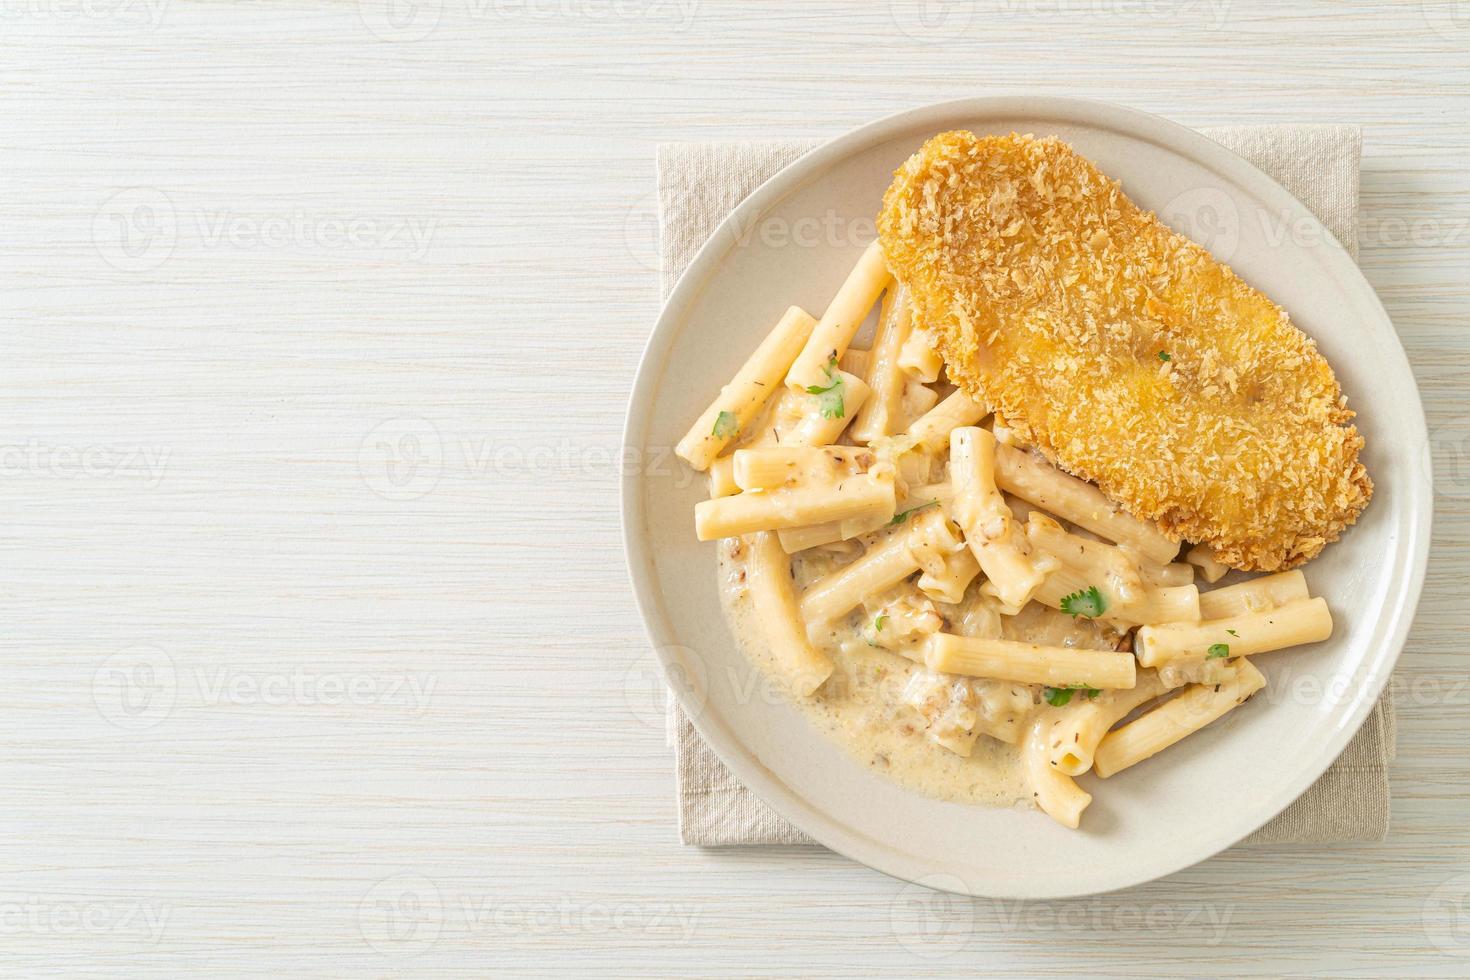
[622,97,1431,898]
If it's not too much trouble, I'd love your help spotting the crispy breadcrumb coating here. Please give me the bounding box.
[878,131,1371,571]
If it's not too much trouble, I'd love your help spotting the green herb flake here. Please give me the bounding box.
[1157,351,1172,362]
[804,356,846,420]
[1044,684,1098,707]
[874,614,887,632]
[1225,629,1239,637]
[1059,585,1107,619]
[1206,643,1231,659]
[712,410,738,439]
[887,499,939,527]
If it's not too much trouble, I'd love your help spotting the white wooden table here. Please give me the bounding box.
[3,2,1467,975]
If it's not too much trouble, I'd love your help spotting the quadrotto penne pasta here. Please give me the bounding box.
[678,226,1353,831]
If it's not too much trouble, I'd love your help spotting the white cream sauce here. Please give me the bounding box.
[717,540,1124,810]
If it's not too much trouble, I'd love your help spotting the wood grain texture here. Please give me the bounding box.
[0,1,1467,975]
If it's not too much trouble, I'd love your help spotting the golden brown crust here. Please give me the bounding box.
[878,131,1372,571]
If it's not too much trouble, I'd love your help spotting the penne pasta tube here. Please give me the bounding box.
[787,371,871,447]
[732,445,872,493]
[924,633,1137,690]
[775,464,943,553]
[1027,561,1200,628]
[917,545,980,604]
[897,378,941,431]
[1094,659,1267,778]
[785,242,892,392]
[776,524,838,553]
[745,532,833,697]
[1186,543,1230,584]
[906,391,987,454]
[678,305,817,471]
[898,322,944,383]
[1139,562,1195,588]
[708,456,739,498]
[1134,596,1333,668]
[1044,670,1169,776]
[1023,717,1091,829]
[837,347,869,377]
[951,427,1048,609]
[850,283,914,443]
[777,520,846,553]
[1133,585,1203,626]
[1026,512,1146,605]
[798,509,953,623]
[1196,569,1309,621]
[775,512,888,553]
[741,373,872,452]
[694,471,895,541]
[799,532,919,625]
[907,482,955,510]
[994,443,1180,565]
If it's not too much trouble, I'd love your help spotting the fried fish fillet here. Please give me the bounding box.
[878,131,1371,571]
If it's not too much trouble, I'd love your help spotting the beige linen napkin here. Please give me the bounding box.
[659,124,1395,846]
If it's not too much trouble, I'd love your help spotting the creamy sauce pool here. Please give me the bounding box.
[717,542,1121,810]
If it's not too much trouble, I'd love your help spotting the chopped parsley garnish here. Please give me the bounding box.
[887,499,939,527]
[712,410,738,439]
[1206,643,1230,659]
[1225,629,1239,637]
[874,614,887,632]
[1043,684,1100,707]
[1157,351,1172,362]
[1059,585,1106,619]
[804,356,846,419]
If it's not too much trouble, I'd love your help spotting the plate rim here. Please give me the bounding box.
[621,95,1432,898]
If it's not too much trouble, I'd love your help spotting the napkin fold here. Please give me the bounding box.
[658,124,1395,847]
